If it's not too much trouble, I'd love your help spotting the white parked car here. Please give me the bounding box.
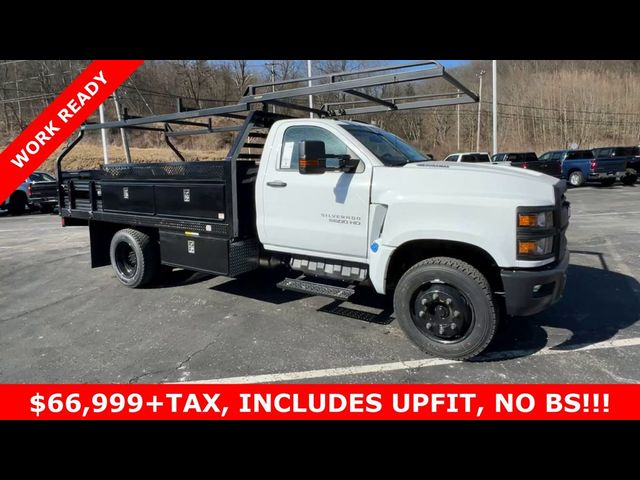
[443,152,493,163]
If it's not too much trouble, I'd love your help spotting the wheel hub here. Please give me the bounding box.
[115,242,138,279]
[413,285,470,341]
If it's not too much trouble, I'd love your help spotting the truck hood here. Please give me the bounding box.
[407,160,557,182]
[372,161,563,207]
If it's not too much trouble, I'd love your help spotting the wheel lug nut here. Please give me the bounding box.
[432,293,439,301]
[450,322,456,330]
[421,298,427,306]
[453,310,460,318]
[445,298,452,305]
[426,322,432,329]
[418,311,425,318]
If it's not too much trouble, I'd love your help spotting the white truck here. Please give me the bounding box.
[57,61,570,360]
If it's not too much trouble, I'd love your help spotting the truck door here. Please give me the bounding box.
[260,124,372,260]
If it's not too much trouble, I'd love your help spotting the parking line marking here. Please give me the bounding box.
[182,336,640,384]
[571,210,640,218]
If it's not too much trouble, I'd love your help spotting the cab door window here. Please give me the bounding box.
[280,126,357,171]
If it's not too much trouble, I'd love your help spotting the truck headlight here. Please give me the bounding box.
[518,237,554,256]
[518,211,553,228]
[517,207,557,260]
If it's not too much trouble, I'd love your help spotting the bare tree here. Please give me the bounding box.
[231,60,253,95]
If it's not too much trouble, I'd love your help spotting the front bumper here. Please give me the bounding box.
[500,252,569,316]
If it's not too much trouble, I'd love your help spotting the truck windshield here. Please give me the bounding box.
[343,125,427,166]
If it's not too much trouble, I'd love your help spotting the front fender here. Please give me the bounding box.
[368,231,507,295]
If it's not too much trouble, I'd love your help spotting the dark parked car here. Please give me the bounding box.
[492,152,561,178]
[1,171,58,215]
[592,146,639,185]
[541,149,626,187]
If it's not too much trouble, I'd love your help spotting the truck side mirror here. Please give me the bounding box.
[298,141,327,175]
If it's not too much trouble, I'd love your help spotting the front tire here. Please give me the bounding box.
[568,170,585,187]
[393,257,498,360]
[109,228,159,288]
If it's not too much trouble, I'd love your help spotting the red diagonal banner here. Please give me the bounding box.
[0,60,143,203]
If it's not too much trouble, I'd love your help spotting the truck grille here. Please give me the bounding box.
[554,183,570,260]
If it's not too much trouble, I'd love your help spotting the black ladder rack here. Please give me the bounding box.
[81,60,477,132]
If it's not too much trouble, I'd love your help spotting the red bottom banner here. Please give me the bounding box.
[0,384,635,420]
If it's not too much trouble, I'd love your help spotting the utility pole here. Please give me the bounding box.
[492,61,497,155]
[14,63,22,129]
[112,90,132,164]
[266,61,278,113]
[456,90,461,151]
[307,60,313,118]
[476,69,486,152]
[98,104,109,165]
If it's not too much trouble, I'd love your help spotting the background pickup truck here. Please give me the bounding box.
[1,171,58,215]
[492,152,562,178]
[592,146,639,185]
[443,152,492,163]
[541,149,626,187]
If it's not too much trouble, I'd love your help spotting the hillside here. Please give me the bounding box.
[36,143,229,174]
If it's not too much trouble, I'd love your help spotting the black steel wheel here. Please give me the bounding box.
[109,228,159,288]
[411,284,474,344]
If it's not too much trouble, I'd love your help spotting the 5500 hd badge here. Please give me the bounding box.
[321,213,361,226]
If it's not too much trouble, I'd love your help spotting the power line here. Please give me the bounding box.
[482,100,640,117]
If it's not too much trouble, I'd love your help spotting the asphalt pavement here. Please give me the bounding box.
[1,184,639,383]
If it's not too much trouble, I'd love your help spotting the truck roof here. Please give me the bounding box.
[494,152,536,155]
[448,152,490,156]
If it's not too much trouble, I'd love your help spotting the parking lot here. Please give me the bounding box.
[1,184,639,384]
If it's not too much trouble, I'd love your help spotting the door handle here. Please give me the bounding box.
[267,180,287,188]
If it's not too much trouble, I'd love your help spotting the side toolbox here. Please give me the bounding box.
[160,230,229,275]
[155,183,225,220]
[101,183,155,214]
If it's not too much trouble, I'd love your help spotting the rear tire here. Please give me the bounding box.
[568,170,585,187]
[622,169,638,186]
[109,228,159,288]
[600,178,616,187]
[7,192,27,216]
[393,257,498,360]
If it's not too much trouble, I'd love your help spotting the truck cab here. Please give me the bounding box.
[255,119,569,358]
[55,61,570,361]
